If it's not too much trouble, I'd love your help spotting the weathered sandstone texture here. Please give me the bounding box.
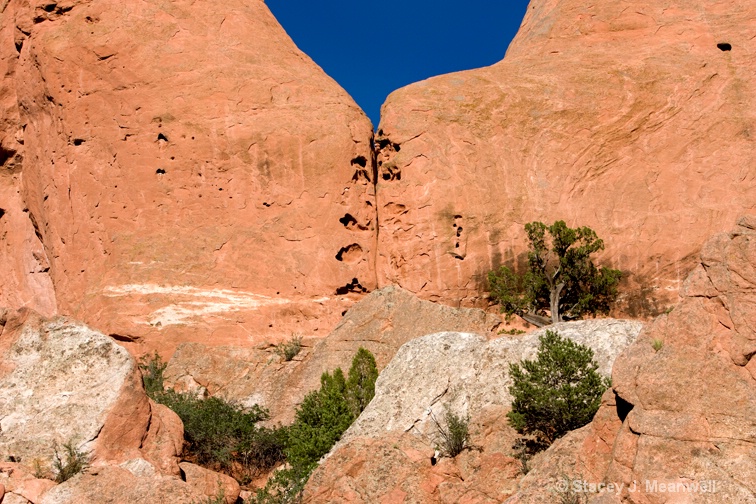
[375,0,756,312]
[0,0,375,354]
[303,319,642,503]
[0,309,148,468]
[39,466,205,504]
[164,285,503,424]
[510,216,756,503]
[0,309,243,503]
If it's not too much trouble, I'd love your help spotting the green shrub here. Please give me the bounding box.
[285,368,354,470]
[53,441,89,483]
[276,334,303,362]
[345,347,378,417]
[652,338,663,352]
[138,351,167,398]
[489,221,622,325]
[250,347,379,502]
[285,347,378,471]
[507,330,610,446]
[155,390,286,481]
[432,408,471,458]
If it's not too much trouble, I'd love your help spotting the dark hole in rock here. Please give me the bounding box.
[0,146,16,166]
[179,467,186,481]
[454,215,462,219]
[382,173,391,181]
[393,143,401,152]
[615,393,634,422]
[43,3,57,12]
[378,129,383,136]
[352,168,371,183]
[15,40,23,53]
[110,333,138,343]
[341,310,347,316]
[456,227,463,237]
[455,243,460,248]
[378,160,383,166]
[351,156,367,168]
[157,133,168,142]
[396,172,401,181]
[263,202,271,207]
[430,455,437,466]
[717,43,732,51]
[73,138,84,146]
[340,213,358,227]
[335,243,363,262]
[336,277,368,295]
[155,168,166,174]
[378,138,391,149]
[0,208,5,219]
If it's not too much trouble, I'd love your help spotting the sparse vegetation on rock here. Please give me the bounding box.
[276,334,303,362]
[431,408,471,458]
[507,330,610,446]
[139,353,286,482]
[489,221,622,326]
[53,440,89,483]
[141,348,378,499]
[138,351,168,397]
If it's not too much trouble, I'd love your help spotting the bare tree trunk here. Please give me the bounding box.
[550,282,564,324]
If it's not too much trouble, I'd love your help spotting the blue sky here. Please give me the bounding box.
[265,0,531,127]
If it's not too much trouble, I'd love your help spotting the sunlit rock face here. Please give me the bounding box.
[0,0,375,354]
[375,0,756,313]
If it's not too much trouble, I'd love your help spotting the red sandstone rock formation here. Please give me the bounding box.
[163,286,503,424]
[375,0,756,312]
[511,216,756,503]
[3,0,755,357]
[0,0,375,355]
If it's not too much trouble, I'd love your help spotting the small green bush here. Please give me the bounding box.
[345,347,378,417]
[155,390,286,481]
[285,368,354,470]
[507,330,609,446]
[138,351,167,398]
[285,347,378,471]
[276,335,303,362]
[53,441,89,483]
[252,347,379,502]
[432,408,471,458]
[652,338,663,352]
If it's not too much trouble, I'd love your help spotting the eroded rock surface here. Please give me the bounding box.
[303,319,642,503]
[39,466,204,504]
[164,285,503,424]
[511,217,756,503]
[1,0,375,355]
[342,320,641,444]
[0,309,182,484]
[375,0,756,313]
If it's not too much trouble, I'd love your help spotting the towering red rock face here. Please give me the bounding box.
[1,0,375,352]
[0,0,57,316]
[375,0,756,312]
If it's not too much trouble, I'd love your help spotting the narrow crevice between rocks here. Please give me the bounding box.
[615,392,634,422]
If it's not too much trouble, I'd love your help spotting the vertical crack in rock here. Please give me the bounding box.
[370,132,380,288]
